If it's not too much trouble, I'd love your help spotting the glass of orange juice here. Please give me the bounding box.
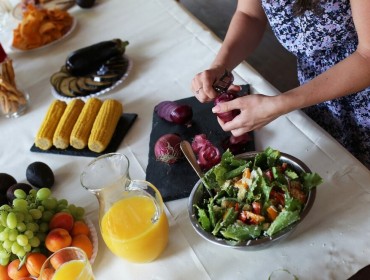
[39,247,94,280]
[80,153,169,263]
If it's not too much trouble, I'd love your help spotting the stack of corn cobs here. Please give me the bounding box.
[35,98,122,153]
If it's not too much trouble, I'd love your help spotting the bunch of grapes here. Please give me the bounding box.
[0,188,85,266]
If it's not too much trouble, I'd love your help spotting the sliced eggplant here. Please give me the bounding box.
[90,72,120,83]
[57,76,78,97]
[50,71,70,88]
[69,78,86,96]
[76,77,99,93]
[84,77,113,88]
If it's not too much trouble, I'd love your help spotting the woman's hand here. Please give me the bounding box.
[212,93,283,136]
[191,66,226,103]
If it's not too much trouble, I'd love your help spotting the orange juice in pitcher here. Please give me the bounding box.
[81,153,169,263]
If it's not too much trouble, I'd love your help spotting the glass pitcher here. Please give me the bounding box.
[80,153,169,263]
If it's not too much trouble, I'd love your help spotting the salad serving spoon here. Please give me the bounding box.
[180,140,213,197]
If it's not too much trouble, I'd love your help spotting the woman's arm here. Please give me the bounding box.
[275,0,370,114]
[215,0,370,136]
[191,0,267,101]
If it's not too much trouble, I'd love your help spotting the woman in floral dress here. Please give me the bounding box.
[191,0,370,168]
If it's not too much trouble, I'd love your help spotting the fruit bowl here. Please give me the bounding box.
[188,150,318,251]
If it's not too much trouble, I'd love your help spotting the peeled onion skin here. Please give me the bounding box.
[197,145,221,170]
[154,133,183,164]
[191,134,221,171]
[191,134,210,154]
[214,92,240,122]
[222,133,252,155]
[154,101,193,125]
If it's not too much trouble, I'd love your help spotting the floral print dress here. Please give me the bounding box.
[261,0,370,168]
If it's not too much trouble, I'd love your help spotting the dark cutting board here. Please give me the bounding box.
[146,86,255,202]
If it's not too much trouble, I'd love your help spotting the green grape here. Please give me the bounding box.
[17,234,28,246]
[58,199,68,207]
[11,242,21,255]
[0,231,8,241]
[6,212,17,229]
[37,205,45,212]
[0,205,11,211]
[41,211,53,223]
[17,247,26,257]
[36,188,51,201]
[23,213,33,223]
[24,230,33,239]
[39,222,49,233]
[15,212,25,223]
[13,198,28,210]
[42,198,58,211]
[29,189,37,197]
[0,212,8,227]
[0,248,10,259]
[23,243,31,253]
[75,207,85,219]
[36,232,46,242]
[26,222,39,233]
[14,189,27,199]
[0,257,9,266]
[16,222,26,233]
[2,240,12,251]
[29,209,42,220]
[29,236,40,248]
[8,229,18,241]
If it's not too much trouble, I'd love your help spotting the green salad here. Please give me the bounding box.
[194,147,323,242]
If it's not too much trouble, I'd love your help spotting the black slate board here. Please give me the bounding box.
[146,86,255,202]
[30,113,137,157]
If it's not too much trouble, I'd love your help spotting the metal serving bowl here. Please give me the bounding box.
[188,151,316,250]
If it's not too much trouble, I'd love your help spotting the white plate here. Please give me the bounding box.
[12,1,75,20]
[9,16,77,53]
[51,55,133,102]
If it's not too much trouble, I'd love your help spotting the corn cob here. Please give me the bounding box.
[88,99,123,153]
[35,100,67,150]
[53,98,85,149]
[70,98,102,149]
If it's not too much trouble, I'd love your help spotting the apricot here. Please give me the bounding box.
[39,267,54,280]
[71,234,94,259]
[45,228,72,253]
[49,212,74,232]
[50,249,78,270]
[7,259,29,280]
[71,220,90,237]
[25,252,47,277]
[0,264,11,280]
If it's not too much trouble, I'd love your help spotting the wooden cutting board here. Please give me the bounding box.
[146,86,254,202]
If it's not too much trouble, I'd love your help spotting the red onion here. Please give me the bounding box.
[191,134,210,154]
[222,132,252,154]
[197,144,221,170]
[154,101,193,125]
[154,133,182,164]
[214,92,240,122]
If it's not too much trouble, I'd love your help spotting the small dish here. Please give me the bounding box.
[51,55,133,102]
[9,16,77,53]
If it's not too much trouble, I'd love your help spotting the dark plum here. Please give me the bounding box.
[26,162,54,189]
[6,183,33,203]
[0,173,17,195]
[76,0,96,9]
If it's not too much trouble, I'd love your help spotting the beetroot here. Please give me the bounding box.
[214,91,240,122]
[154,133,182,164]
[155,101,193,125]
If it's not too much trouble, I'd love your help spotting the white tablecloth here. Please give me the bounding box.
[0,0,369,279]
